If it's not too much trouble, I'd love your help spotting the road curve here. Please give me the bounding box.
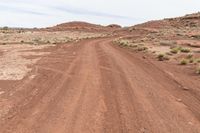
[1,38,200,133]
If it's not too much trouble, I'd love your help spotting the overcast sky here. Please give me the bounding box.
[0,0,200,28]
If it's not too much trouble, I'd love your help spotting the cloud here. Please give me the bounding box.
[1,7,48,16]
[51,5,139,20]
[1,0,199,28]
[0,3,49,16]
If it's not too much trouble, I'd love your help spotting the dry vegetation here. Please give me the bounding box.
[113,12,200,75]
[1,13,200,133]
[0,27,107,80]
[0,28,107,45]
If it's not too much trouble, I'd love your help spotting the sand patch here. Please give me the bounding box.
[149,45,171,54]
[0,44,50,80]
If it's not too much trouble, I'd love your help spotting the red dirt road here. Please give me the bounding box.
[1,38,200,133]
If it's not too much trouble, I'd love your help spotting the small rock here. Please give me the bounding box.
[0,91,5,95]
[29,75,36,79]
[188,121,193,125]
[183,87,189,91]
[177,99,182,102]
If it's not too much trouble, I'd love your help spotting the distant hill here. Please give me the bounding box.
[44,21,122,32]
[131,12,200,30]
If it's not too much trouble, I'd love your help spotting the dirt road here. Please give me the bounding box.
[1,38,200,133]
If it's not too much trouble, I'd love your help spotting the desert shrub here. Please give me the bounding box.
[157,54,169,61]
[196,58,200,63]
[170,47,179,54]
[119,40,130,46]
[157,54,164,61]
[180,59,188,65]
[124,43,129,47]
[2,26,8,30]
[186,54,193,59]
[189,58,194,63]
[180,48,191,53]
[191,35,200,39]
[113,39,118,44]
[170,46,191,54]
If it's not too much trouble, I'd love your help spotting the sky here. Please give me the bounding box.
[0,0,200,28]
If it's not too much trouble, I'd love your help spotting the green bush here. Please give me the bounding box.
[180,59,188,65]
[196,58,200,63]
[123,43,128,47]
[180,48,191,53]
[157,54,169,61]
[119,40,130,46]
[170,47,179,54]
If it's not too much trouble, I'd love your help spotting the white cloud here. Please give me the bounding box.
[0,0,200,28]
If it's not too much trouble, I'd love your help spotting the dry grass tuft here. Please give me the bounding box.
[180,59,188,65]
